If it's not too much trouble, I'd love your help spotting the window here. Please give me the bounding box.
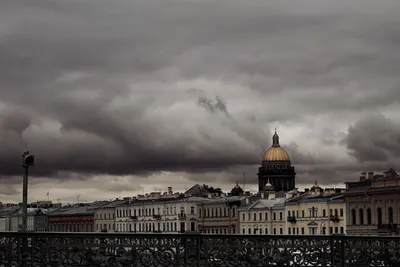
[388,207,393,224]
[279,212,282,220]
[340,227,344,234]
[265,213,268,220]
[323,209,326,217]
[190,207,195,215]
[302,210,305,217]
[259,213,262,220]
[367,208,372,225]
[359,208,364,225]
[351,209,356,225]
[340,209,343,217]
[253,213,256,221]
[273,213,276,220]
[377,208,382,225]
[242,214,245,221]
[288,228,291,234]
[242,228,245,234]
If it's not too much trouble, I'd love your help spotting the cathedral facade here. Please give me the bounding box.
[257,131,296,192]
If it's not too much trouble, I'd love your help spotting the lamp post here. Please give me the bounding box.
[21,151,35,232]
[21,151,35,267]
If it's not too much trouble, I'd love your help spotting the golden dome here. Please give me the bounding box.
[262,130,290,161]
[263,146,290,161]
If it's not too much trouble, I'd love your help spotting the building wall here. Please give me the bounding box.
[286,201,346,235]
[35,215,48,232]
[199,202,239,234]
[48,216,94,232]
[11,215,35,231]
[0,218,11,231]
[239,207,286,235]
[346,192,400,236]
[94,207,116,232]
[115,201,199,233]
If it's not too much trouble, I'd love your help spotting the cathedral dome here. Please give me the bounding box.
[262,130,290,162]
[263,147,290,161]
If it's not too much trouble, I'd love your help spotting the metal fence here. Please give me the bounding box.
[0,232,400,266]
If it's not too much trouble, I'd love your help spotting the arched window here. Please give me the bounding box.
[351,209,356,225]
[367,208,372,225]
[377,208,382,225]
[388,207,393,224]
[359,208,364,225]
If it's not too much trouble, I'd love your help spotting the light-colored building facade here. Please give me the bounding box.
[344,169,400,236]
[198,196,245,234]
[0,208,19,231]
[115,197,201,233]
[238,194,286,235]
[286,183,346,235]
[94,200,126,232]
[10,208,48,232]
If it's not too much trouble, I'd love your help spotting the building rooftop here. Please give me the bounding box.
[49,201,109,216]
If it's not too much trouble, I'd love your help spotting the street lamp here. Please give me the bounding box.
[21,151,35,232]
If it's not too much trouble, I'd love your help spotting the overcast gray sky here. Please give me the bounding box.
[0,0,399,203]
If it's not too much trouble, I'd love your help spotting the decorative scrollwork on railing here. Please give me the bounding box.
[1,232,400,266]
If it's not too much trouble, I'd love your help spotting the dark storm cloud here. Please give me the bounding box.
[345,114,400,162]
[0,0,400,187]
[198,96,229,116]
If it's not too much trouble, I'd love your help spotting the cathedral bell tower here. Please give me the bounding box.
[257,130,296,192]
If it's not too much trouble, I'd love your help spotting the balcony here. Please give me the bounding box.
[330,215,340,222]
[130,216,137,220]
[287,216,296,223]
[178,214,186,219]
[1,232,399,266]
[153,215,162,220]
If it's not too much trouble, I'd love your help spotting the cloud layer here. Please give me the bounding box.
[1,0,400,201]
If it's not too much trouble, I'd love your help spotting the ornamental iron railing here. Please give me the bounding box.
[0,232,400,266]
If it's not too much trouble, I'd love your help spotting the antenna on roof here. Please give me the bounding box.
[243,172,246,192]
[77,194,81,204]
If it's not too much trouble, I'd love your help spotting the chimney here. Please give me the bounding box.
[368,172,374,179]
[245,198,250,204]
[261,192,265,199]
[168,187,173,195]
[268,192,275,200]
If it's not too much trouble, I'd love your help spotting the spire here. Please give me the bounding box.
[272,130,280,147]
